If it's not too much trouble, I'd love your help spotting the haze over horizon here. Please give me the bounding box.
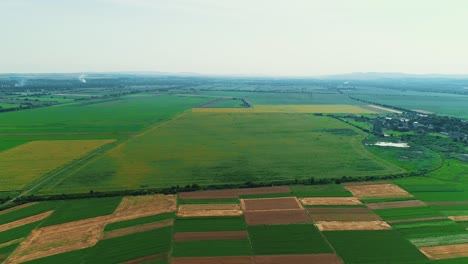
[1,0,467,75]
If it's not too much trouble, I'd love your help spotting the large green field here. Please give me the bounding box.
[37,113,404,194]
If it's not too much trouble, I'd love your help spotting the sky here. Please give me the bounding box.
[1,0,468,75]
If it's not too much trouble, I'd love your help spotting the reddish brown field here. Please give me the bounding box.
[244,209,310,225]
[419,243,468,260]
[171,254,343,264]
[171,256,254,264]
[241,197,302,211]
[254,254,344,264]
[366,200,427,209]
[344,183,412,198]
[307,208,381,221]
[173,231,248,242]
[179,186,291,199]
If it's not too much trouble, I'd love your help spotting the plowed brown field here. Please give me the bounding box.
[244,209,310,225]
[241,197,302,211]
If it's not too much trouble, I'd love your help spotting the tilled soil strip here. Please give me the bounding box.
[448,216,468,221]
[419,243,468,260]
[177,204,242,217]
[171,254,344,264]
[244,209,311,226]
[123,254,167,264]
[241,197,302,211]
[102,219,174,240]
[173,231,248,242]
[0,211,53,233]
[366,200,427,210]
[179,186,292,199]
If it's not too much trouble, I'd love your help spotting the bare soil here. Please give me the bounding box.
[124,254,167,264]
[315,220,392,231]
[254,254,343,264]
[307,208,381,221]
[173,231,248,242]
[366,200,427,209]
[4,194,177,264]
[449,216,468,221]
[102,219,174,240]
[0,211,53,233]
[245,209,311,226]
[241,197,302,211]
[344,183,412,198]
[179,186,291,199]
[299,197,362,206]
[419,243,468,260]
[171,256,254,264]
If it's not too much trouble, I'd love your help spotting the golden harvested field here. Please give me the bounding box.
[192,104,376,114]
[419,243,468,260]
[299,197,362,206]
[314,220,392,231]
[177,204,242,217]
[344,183,412,198]
[0,140,115,191]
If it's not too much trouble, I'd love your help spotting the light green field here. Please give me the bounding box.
[38,113,404,194]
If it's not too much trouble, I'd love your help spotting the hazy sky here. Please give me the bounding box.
[1,0,467,75]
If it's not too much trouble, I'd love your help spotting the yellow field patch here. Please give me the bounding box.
[0,140,114,191]
[192,105,376,114]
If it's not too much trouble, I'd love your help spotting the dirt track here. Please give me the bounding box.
[173,231,248,242]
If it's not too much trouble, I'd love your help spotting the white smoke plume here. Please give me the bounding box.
[78,75,87,83]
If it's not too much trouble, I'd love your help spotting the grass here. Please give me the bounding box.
[210,99,246,108]
[193,104,376,113]
[104,212,175,231]
[0,94,208,133]
[374,206,444,221]
[289,184,353,197]
[0,201,59,225]
[25,226,172,264]
[0,103,19,109]
[174,217,247,232]
[324,230,428,264]
[0,140,114,191]
[39,197,121,227]
[47,113,404,193]
[172,239,252,257]
[248,224,333,255]
[0,222,38,244]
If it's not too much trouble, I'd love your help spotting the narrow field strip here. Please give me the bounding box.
[307,208,382,221]
[177,204,242,217]
[419,243,468,260]
[299,197,362,206]
[387,216,449,224]
[0,203,37,216]
[0,211,52,233]
[0,238,22,249]
[179,186,292,199]
[102,219,173,240]
[315,220,392,231]
[366,200,427,210]
[173,231,248,242]
[241,197,302,211]
[410,233,468,247]
[449,216,468,221]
